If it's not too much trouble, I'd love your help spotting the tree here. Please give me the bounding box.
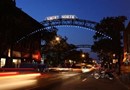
[64,50,91,67]
[41,27,77,66]
[91,16,127,73]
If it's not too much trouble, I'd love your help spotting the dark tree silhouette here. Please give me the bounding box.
[91,16,127,74]
[41,27,77,66]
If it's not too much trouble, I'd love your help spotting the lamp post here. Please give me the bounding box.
[55,36,61,65]
[81,53,86,63]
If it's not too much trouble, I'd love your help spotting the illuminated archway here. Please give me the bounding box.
[17,15,112,43]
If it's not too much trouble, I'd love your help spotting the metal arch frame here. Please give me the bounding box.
[76,44,92,48]
[40,18,97,49]
[16,18,112,43]
[40,18,98,30]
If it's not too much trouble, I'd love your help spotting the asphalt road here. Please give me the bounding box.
[17,71,129,90]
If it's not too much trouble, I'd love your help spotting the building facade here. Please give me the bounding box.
[124,22,130,53]
[123,22,130,64]
[0,0,44,68]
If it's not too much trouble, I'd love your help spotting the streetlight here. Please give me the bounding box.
[81,53,85,58]
[81,53,86,64]
[54,36,61,65]
[50,36,61,46]
[55,36,60,42]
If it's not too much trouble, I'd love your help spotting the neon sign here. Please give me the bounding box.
[45,15,78,20]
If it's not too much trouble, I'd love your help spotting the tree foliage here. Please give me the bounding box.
[91,16,127,59]
[41,27,77,66]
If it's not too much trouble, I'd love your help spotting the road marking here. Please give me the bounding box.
[82,78,87,82]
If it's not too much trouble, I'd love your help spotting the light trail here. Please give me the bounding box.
[0,73,41,90]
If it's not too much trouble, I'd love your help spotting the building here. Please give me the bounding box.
[123,22,130,64]
[124,22,130,53]
[0,0,44,68]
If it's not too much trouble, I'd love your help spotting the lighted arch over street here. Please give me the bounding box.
[17,15,112,43]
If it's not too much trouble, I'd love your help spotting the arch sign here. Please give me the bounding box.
[17,14,112,43]
[45,15,78,20]
[41,15,112,40]
[41,14,97,30]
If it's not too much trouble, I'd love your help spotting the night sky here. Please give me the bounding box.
[16,0,130,59]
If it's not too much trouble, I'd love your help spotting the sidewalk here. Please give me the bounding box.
[121,65,130,73]
[116,65,130,90]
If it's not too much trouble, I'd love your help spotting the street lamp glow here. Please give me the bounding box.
[81,54,85,58]
[55,36,60,41]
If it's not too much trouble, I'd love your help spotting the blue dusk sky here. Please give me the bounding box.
[16,0,130,59]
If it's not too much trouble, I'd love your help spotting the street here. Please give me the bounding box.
[14,71,129,90]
